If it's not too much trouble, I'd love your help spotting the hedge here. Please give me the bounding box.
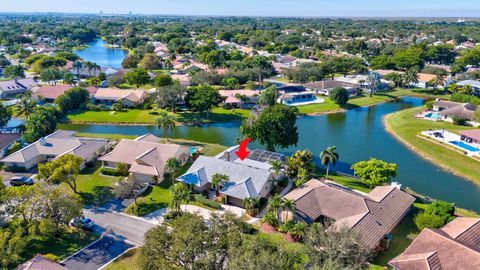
[193,194,222,210]
[100,167,129,177]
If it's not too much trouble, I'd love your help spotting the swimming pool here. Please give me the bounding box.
[424,112,442,120]
[449,141,480,152]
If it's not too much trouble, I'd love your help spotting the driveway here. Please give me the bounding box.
[62,235,134,270]
[83,206,157,246]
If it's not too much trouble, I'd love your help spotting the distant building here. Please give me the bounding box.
[457,80,480,96]
[0,78,37,99]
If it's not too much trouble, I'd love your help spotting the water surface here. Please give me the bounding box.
[60,97,480,211]
[74,39,128,68]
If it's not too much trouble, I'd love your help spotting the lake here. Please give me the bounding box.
[74,39,128,69]
[59,97,480,212]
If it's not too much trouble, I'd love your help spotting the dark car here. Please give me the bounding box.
[70,217,95,230]
[9,176,34,186]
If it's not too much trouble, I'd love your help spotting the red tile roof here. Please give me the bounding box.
[33,85,97,100]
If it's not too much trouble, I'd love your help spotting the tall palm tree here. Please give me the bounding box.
[269,160,283,189]
[84,61,94,77]
[211,173,229,196]
[16,92,36,119]
[169,183,190,214]
[268,194,283,221]
[165,157,180,185]
[242,197,259,216]
[73,60,83,78]
[403,69,419,88]
[155,112,176,141]
[62,72,76,86]
[320,146,339,179]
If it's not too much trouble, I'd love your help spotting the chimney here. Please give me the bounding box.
[223,151,230,161]
[14,77,18,84]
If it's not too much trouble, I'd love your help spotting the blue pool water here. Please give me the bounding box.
[449,141,480,152]
[424,112,442,119]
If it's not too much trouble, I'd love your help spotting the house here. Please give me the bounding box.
[171,74,191,86]
[457,80,480,95]
[32,85,97,102]
[219,89,260,108]
[177,146,284,207]
[0,78,37,99]
[0,133,21,158]
[277,55,297,67]
[304,80,357,97]
[69,67,120,78]
[99,134,190,183]
[459,129,480,145]
[1,130,110,170]
[432,100,477,122]
[410,73,452,89]
[93,88,148,107]
[389,217,480,270]
[334,75,370,88]
[284,179,415,249]
[15,255,70,270]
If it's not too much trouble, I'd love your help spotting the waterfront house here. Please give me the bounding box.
[0,78,37,99]
[409,73,452,89]
[457,80,480,95]
[432,100,477,122]
[389,217,480,270]
[284,179,415,250]
[32,85,97,102]
[304,80,358,97]
[1,130,109,170]
[99,134,190,183]
[459,129,480,145]
[93,88,148,107]
[177,146,284,207]
[219,89,260,108]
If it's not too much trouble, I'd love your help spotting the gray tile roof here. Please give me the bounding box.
[177,155,272,200]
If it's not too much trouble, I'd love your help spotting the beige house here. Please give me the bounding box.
[0,130,110,170]
[99,134,190,183]
[93,88,148,107]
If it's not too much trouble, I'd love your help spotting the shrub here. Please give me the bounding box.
[278,177,289,188]
[86,103,109,111]
[453,117,467,126]
[424,100,435,109]
[414,200,455,230]
[42,253,60,262]
[194,194,222,210]
[101,167,127,177]
[116,162,130,177]
[4,166,26,173]
[450,93,480,106]
[414,212,446,230]
[329,87,349,105]
[6,142,21,156]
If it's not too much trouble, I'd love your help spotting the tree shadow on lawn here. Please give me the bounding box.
[175,110,244,124]
[79,186,114,206]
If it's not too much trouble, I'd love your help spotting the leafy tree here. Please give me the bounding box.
[155,112,176,141]
[474,107,480,123]
[369,55,395,70]
[39,68,63,85]
[124,68,150,87]
[320,146,339,179]
[114,176,145,207]
[107,75,125,87]
[55,51,80,61]
[155,84,186,113]
[329,87,349,105]
[351,158,397,189]
[258,85,278,106]
[286,150,314,183]
[154,74,174,87]
[392,47,424,70]
[139,53,162,70]
[184,84,225,118]
[0,228,27,268]
[116,162,130,176]
[3,65,25,78]
[62,72,76,85]
[305,223,372,270]
[0,103,12,128]
[222,77,240,90]
[414,212,447,231]
[23,106,58,143]
[121,54,140,69]
[240,104,298,151]
[55,87,90,113]
[38,154,83,194]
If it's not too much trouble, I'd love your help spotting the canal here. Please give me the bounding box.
[59,97,480,212]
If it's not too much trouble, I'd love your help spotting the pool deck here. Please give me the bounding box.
[421,129,480,158]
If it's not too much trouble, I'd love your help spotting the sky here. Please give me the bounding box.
[2,0,480,17]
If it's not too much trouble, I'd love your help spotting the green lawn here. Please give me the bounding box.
[74,162,118,205]
[385,107,480,184]
[103,248,140,270]
[66,107,250,125]
[125,180,172,216]
[18,229,98,266]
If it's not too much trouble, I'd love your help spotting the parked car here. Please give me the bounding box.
[70,217,95,230]
[9,176,34,186]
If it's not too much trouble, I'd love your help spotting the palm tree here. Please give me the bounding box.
[366,72,380,97]
[73,60,83,78]
[165,157,180,185]
[288,222,307,240]
[268,194,283,221]
[269,160,283,189]
[84,61,94,77]
[242,197,259,216]
[211,173,229,197]
[62,72,76,86]
[320,146,339,179]
[169,183,190,214]
[16,92,36,119]
[155,112,176,141]
[403,69,419,88]
[281,198,295,223]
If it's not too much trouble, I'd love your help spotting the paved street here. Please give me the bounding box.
[83,206,157,246]
[62,235,133,270]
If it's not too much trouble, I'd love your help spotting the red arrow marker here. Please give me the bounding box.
[235,138,252,161]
